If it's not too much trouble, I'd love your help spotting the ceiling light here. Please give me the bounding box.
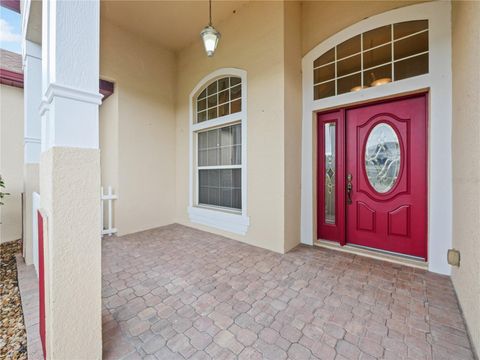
[200,0,221,57]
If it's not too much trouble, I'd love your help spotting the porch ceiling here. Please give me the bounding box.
[100,0,249,52]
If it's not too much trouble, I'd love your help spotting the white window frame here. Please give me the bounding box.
[188,68,249,235]
[301,1,453,275]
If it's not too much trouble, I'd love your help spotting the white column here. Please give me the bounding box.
[39,0,102,358]
[22,40,41,266]
[40,0,101,149]
[23,40,42,163]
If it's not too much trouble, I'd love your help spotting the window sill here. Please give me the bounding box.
[188,206,250,235]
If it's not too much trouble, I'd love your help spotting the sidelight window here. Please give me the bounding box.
[324,123,336,224]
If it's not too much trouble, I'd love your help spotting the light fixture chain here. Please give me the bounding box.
[209,0,212,26]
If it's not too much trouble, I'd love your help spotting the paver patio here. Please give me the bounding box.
[101,224,475,360]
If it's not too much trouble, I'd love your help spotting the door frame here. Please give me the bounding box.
[316,92,428,258]
[301,1,452,274]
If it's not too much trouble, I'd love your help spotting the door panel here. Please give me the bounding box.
[346,95,427,259]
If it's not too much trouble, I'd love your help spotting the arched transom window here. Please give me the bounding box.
[196,76,242,122]
[313,20,429,100]
[193,75,245,212]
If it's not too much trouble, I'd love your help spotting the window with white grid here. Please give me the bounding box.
[313,20,429,100]
[194,76,244,212]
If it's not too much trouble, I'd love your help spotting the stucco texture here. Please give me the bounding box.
[451,1,480,356]
[100,19,177,236]
[175,1,303,253]
[283,1,302,252]
[301,0,428,55]
[40,147,102,359]
[0,84,24,244]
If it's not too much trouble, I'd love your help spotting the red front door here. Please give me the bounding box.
[345,95,427,258]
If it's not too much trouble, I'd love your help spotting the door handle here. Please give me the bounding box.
[347,174,353,205]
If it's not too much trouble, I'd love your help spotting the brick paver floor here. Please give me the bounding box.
[102,224,475,360]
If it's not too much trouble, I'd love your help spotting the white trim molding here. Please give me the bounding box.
[188,206,250,235]
[39,83,103,150]
[39,82,103,115]
[40,0,101,151]
[188,68,250,235]
[301,1,452,275]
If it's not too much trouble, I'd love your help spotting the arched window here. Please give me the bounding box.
[189,69,249,235]
[313,20,429,100]
[196,76,242,122]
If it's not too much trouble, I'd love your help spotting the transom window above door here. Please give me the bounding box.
[196,76,242,122]
[313,20,429,100]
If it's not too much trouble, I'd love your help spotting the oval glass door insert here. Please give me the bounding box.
[365,123,401,193]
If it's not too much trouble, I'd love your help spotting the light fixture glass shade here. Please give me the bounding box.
[200,25,221,57]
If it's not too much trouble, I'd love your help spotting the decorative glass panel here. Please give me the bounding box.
[324,123,336,224]
[196,76,242,122]
[365,123,401,193]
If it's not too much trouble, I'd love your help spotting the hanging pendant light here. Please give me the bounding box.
[200,0,221,57]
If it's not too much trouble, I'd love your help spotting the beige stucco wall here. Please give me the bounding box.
[451,1,480,356]
[301,0,428,55]
[0,84,24,244]
[283,1,302,252]
[100,19,177,236]
[175,1,288,253]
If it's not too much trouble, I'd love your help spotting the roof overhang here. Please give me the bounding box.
[0,69,23,88]
[0,0,20,13]
[0,70,115,101]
